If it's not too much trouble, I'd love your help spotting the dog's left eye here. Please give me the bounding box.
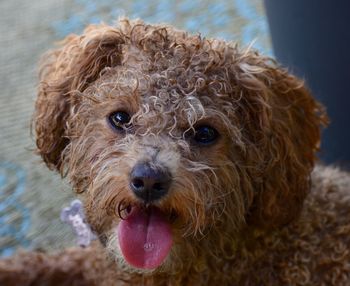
[108,111,131,131]
[193,125,219,145]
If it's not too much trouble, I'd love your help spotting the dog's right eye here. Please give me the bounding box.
[108,111,131,131]
[193,125,219,145]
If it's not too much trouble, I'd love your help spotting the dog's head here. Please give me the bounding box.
[34,19,327,272]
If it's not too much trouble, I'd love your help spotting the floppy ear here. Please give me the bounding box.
[232,53,328,229]
[34,24,125,172]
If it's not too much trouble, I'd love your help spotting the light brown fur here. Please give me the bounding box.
[1,18,350,285]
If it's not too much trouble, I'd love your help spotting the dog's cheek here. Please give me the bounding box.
[83,199,115,235]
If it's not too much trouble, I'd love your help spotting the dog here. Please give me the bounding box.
[1,18,350,285]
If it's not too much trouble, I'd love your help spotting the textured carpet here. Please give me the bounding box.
[0,0,271,256]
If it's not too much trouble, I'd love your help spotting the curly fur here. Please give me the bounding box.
[1,18,350,285]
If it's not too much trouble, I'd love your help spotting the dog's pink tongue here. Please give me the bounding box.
[118,207,173,269]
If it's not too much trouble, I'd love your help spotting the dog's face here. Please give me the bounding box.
[34,19,326,272]
[73,67,246,270]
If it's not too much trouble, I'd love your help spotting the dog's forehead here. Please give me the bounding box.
[95,44,236,104]
[91,65,235,128]
[84,37,241,132]
[118,39,237,93]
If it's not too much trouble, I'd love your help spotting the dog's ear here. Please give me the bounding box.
[232,53,328,229]
[34,24,125,172]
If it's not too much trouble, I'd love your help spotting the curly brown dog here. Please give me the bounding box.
[1,18,350,285]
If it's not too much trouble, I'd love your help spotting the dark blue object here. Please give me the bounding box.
[264,0,350,165]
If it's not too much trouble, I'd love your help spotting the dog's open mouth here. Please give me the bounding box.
[117,205,173,269]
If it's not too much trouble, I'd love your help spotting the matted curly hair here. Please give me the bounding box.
[30,18,330,285]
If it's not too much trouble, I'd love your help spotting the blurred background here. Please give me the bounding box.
[0,0,270,256]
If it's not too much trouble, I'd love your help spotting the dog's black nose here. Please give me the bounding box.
[130,163,171,203]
